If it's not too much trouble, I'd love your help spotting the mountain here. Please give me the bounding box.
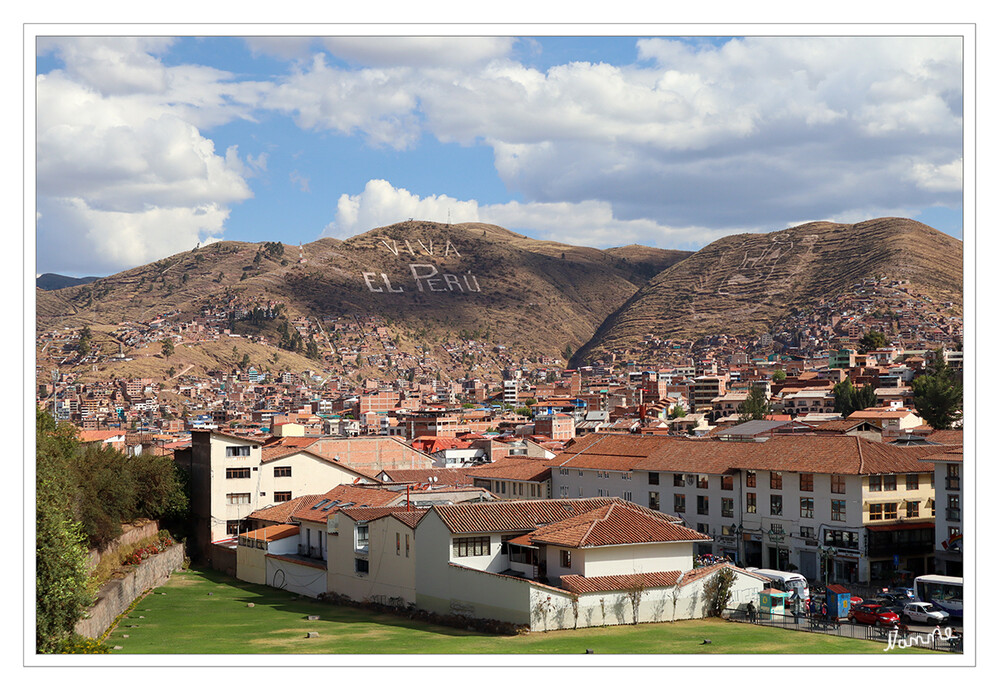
[35,221,690,374]
[572,217,963,363]
[36,273,100,291]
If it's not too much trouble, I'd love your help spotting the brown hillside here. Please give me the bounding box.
[574,218,963,362]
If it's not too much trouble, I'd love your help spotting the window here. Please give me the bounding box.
[930,498,936,517]
[622,472,632,481]
[722,525,735,536]
[674,473,685,487]
[746,471,756,488]
[559,486,568,498]
[674,494,686,513]
[597,488,607,497]
[831,475,846,494]
[869,476,882,491]
[747,492,757,514]
[355,558,369,574]
[560,549,572,568]
[947,495,960,521]
[800,526,815,539]
[770,494,783,516]
[948,526,961,539]
[624,490,633,501]
[800,497,814,518]
[355,523,369,551]
[405,533,410,557]
[869,503,883,520]
[697,523,710,534]
[697,475,709,489]
[884,503,897,520]
[225,445,251,457]
[559,467,569,475]
[770,472,782,490]
[396,532,401,555]
[649,491,660,511]
[906,501,920,518]
[500,481,507,494]
[770,522,785,535]
[226,492,251,505]
[721,476,734,491]
[226,467,251,479]
[453,536,491,557]
[274,491,292,502]
[831,499,846,521]
[824,530,857,549]
[883,475,897,491]
[274,466,292,477]
[946,464,960,490]
[906,474,919,491]
[697,495,709,515]
[649,472,660,485]
[722,497,734,518]
[226,520,241,535]
[799,473,814,492]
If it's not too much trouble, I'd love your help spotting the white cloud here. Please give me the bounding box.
[321,37,516,67]
[319,179,725,249]
[36,41,258,275]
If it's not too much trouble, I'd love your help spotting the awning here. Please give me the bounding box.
[866,521,935,532]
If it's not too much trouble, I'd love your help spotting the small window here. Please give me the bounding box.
[831,475,846,494]
[869,475,882,491]
[721,497,734,518]
[648,472,660,485]
[884,503,898,520]
[274,466,292,477]
[560,549,571,568]
[800,497,814,518]
[799,473,813,492]
[747,492,757,514]
[831,499,846,522]
[697,495,709,515]
[906,474,919,490]
[453,536,490,557]
[225,445,251,457]
[697,475,709,489]
[226,520,241,535]
[800,526,814,539]
[770,472,782,490]
[355,558,369,574]
[674,494,685,513]
[226,467,251,479]
[883,475,897,491]
[355,523,369,551]
[405,533,410,557]
[906,501,920,518]
[226,492,251,505]
[746,471,757,488]
[721,476,734,491]
[274,491,292,502]
[396,532,401,555]
[869,503,883,520]
[674,473,685,487]
[649,491,660,511]
[770,494,783,516]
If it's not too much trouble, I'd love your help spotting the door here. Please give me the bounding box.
[800,551,817,580]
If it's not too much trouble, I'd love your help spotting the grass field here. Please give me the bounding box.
[106,569,934,655]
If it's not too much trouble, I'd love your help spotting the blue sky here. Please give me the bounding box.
[34,35,964,277]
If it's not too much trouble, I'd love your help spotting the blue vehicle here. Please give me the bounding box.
[913,575,962,619]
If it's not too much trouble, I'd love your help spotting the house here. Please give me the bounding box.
[466,456,553,500]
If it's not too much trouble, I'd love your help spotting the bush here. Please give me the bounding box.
[54,634,112,654]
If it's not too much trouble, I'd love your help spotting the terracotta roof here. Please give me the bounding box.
[466,457,552,481]
[552,432,940,476]
[925,430,963,446]
[77,429,124,442]
[291,484,401,523]
[246,494,325,524]
[378,468,475,485]
[921,447,963,463]
[239,524,299,541]
[526,502,710,548]
[429,497,680,535]
[340,505,428,528]
[677,562,768,587]
[560,570,682,594]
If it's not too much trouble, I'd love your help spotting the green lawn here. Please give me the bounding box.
[106,569,934,655]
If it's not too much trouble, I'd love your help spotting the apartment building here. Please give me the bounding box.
[927,446,963,577]
[549,433,940,584]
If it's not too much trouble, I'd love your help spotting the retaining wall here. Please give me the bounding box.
[84,520,160,574]
[74,542,185,639]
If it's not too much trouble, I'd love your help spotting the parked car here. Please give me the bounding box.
[868,597,904,615]
[848,603,901,627]
[888,587,914,601]
[901,602,950,625]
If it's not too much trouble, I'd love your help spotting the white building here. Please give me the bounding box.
[927,446,963,577]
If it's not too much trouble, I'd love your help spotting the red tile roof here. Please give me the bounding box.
[561,570,682,594]
[291,484,401,523]
[527,502,709,548]
[466,457,552,482]
[677,562,768,587]
[921,447,963,463]
[340,505,428,529]
[428,497,680,535]
[239,524,300,541]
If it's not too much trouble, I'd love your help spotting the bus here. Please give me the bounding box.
[747,568,810,606]
[914,575,963,619]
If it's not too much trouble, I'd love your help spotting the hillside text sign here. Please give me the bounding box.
[361,237,482,294]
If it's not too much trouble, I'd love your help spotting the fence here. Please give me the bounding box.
[724,608,963,653]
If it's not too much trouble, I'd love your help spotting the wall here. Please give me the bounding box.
[579,542,693,578]
[265,556,327,598]
[328,514,417,605]
[74,543,185,639]
[84,520,159,573]
[309,437,435,473]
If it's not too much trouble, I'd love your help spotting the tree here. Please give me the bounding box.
[161,338,174,359]
[737,386,771,421]
[771,369,787,382]
[913,369,963,429]
[306,336,320,361]
[669,404,686,419]
[563,345,574,362]
[858,330,887,353]
[167,366,176,378]
[239,354,251,370]
[833,380,877,417]
[702,567,736,617]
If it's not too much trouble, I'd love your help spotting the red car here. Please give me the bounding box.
[848,603,900,627]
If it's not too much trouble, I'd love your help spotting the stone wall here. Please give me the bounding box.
[84,520,160,574]
[74,542,185,639]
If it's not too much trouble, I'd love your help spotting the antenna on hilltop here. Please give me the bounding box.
[447,209,451,227]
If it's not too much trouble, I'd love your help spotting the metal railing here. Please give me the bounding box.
[725,608,962,653]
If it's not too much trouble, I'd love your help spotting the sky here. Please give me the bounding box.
[33,34,965,277]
